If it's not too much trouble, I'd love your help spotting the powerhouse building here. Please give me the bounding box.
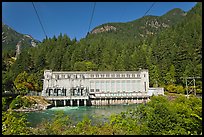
[42,69,149,98]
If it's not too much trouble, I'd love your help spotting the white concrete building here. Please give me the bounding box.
[42,69,149,97]
[42,69,150,106]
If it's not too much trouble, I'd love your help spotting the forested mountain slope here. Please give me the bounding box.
[86,8,186,43]
[2,3,202,93]
[2,23,40,50]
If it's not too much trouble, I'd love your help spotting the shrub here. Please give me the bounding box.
[23,98,32,107]
[176,85,185,94]
[9,96,24,109]
[166,84,177,93]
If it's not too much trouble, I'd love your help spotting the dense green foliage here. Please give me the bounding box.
[2,111,32,135]
[9,95,34,109]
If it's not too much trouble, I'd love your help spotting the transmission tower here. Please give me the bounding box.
[180,76,201,98]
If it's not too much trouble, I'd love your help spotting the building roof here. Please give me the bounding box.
[45,69,149,74]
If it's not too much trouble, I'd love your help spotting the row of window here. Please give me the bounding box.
[47,74,85,79]
[46,73,146,79]
[90,73,144,78]
[96,93,134,96]
[90,80,140,84]
[90,89,142,93]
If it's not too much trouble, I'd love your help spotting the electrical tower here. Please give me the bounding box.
[180,76,201,98]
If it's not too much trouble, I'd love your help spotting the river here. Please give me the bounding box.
[26,104,139,127]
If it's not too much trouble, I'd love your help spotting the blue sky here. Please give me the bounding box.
[2,2,197,41]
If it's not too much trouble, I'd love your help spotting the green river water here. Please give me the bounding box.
[26,104,139,127]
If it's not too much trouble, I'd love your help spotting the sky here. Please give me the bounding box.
[2,2,197,42]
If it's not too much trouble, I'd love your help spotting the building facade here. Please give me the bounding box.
[42,69,150,106]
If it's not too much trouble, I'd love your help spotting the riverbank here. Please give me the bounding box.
[10,96,52,112]
[12,104,52,112]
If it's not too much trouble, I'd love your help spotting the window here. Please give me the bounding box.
[101,81,105,91]
[111,74,115,78]
[96,74,99,78]
[73,75,77,79]
[111,81,115,92]
[144,82,146,91]
[127,74,130,78]
[116,74,120,78]
[80,74,84,79]
[101,74,105,78]
[122,74,125,77]
[106,81,110,91]
[116,81,120,92]
[106,74,110,77]
[96,89,100,92]
[90,89,94,92]
[90,74,94,78]
[132,74,135,77]
[144,74,146,77]
[137,74,140,77]
[96,81,100,90]
[90,81,94,88]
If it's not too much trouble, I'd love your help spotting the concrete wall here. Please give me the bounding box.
[147,87,164,96]
[90,98,149,106]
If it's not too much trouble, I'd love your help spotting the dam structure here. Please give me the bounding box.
[42,69,150,107]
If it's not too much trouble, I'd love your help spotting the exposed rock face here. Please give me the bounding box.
[91,25,116,34]
[31,40,37,47]
[2,32,7,43]
[15,41,21,58]
[145,19,169,29]
[11,96,52,112]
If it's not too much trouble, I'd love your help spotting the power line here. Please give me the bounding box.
[87,2,96,34]
[86,2,155,37]
[32,2,47,38]
[137,2,156,43]
[143,2,156,17]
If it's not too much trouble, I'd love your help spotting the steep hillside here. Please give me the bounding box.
[2,23,40,52]
[87,8,186,41]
